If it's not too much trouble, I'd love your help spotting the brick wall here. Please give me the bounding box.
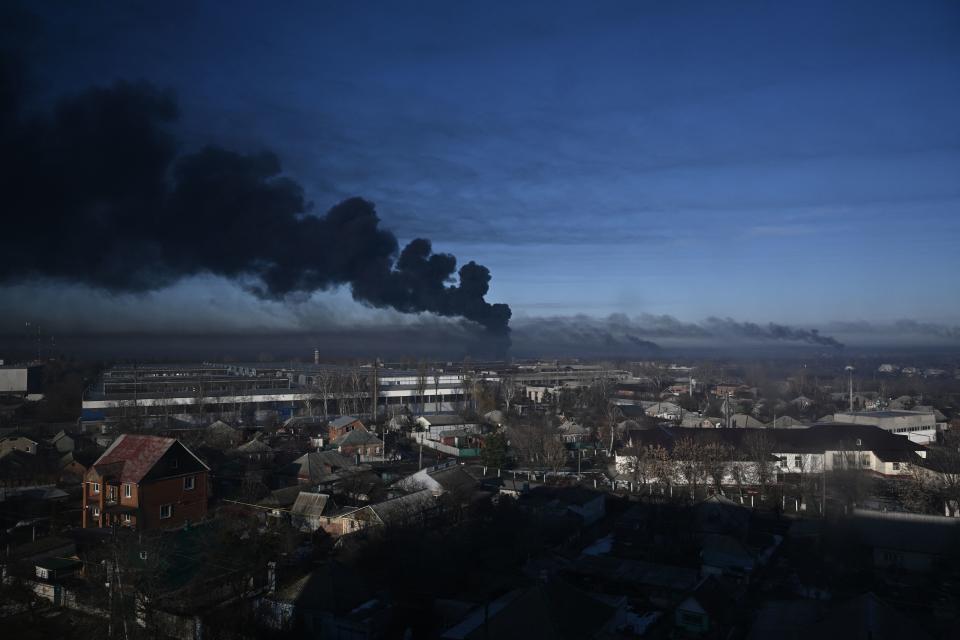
[139,472,208,530]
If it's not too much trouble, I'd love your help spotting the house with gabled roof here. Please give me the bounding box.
[332,427,384,460]
[231,433,275,464]
[335,489,437,535]
[675,576,732,635]
[327,415,365,441]
[290,492,338,532]
[0,434,39,456]
[395,463,480,498]
[49,429,75,453]
[287,450,360,484]
[82,434,209,531]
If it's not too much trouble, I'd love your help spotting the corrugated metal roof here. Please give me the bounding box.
[291,492,331,517]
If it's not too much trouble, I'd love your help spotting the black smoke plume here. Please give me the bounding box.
[0,46,511,334]
[701,317,844,349]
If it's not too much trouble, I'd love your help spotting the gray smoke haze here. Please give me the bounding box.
[824,319,960,345]
[700,317,843,348]
[508,313,844,356]
[8,305,960,361]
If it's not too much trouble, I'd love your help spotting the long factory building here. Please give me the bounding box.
[80,361,628,425]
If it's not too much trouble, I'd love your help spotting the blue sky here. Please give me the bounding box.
[11,0,960,335]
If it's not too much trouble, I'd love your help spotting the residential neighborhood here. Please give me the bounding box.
[1,355,959,638]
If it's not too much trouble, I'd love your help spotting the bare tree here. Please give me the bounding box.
[333,371,348,416]
[543,435,569,474]
[509,422,545,464]
[897,433,960,516]
[621,445,658,490]
[315,368,332,419]
[703,441,733,493]
[795,452,823,510]
[640,362,671,398]
[415,361,429,415]
[927,431,960,516]
[829,440,873,509]
[649,444,673,490]
[744,431,776,494]
[350,368,365,418]
[729,460,750,498]
[600,403,624,455]
[499,374,517,413]
[672,436,708,497]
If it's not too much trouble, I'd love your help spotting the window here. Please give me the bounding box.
[109,486,115,500]
[92,482,100,494]
[832,453,843,467]
[170,458,179,469]
[123,514,132,523]
[794,455,802,469]
[184,476,195,490]
[892,462,901,471]
[124,484,132,498]
[860,453,870,466]
[160,504,172,519]
[92,506,100,517]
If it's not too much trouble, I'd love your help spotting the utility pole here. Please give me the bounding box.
[371,358,379,422]
[113,549,130,640]
[133,363,138,428]
[25,321,41,360]
[845,365,855,412]
[726,392,732,429]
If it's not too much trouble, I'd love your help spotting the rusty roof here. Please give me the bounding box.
[91,434,177,483]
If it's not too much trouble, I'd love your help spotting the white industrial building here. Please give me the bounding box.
[0,362,44,400]
[81,361,499,425]
[831,410,942,444]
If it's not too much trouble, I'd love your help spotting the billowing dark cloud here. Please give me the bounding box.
[0,44,511,335]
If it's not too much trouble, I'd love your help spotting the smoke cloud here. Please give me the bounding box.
[511,314,844,354]
[701,317,844,348]
[0,46,511,334]
[891,320,960,341]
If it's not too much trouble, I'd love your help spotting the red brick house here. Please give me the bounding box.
[327,415,365,442]
[82,434,209,531]
[331,427,384,459]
